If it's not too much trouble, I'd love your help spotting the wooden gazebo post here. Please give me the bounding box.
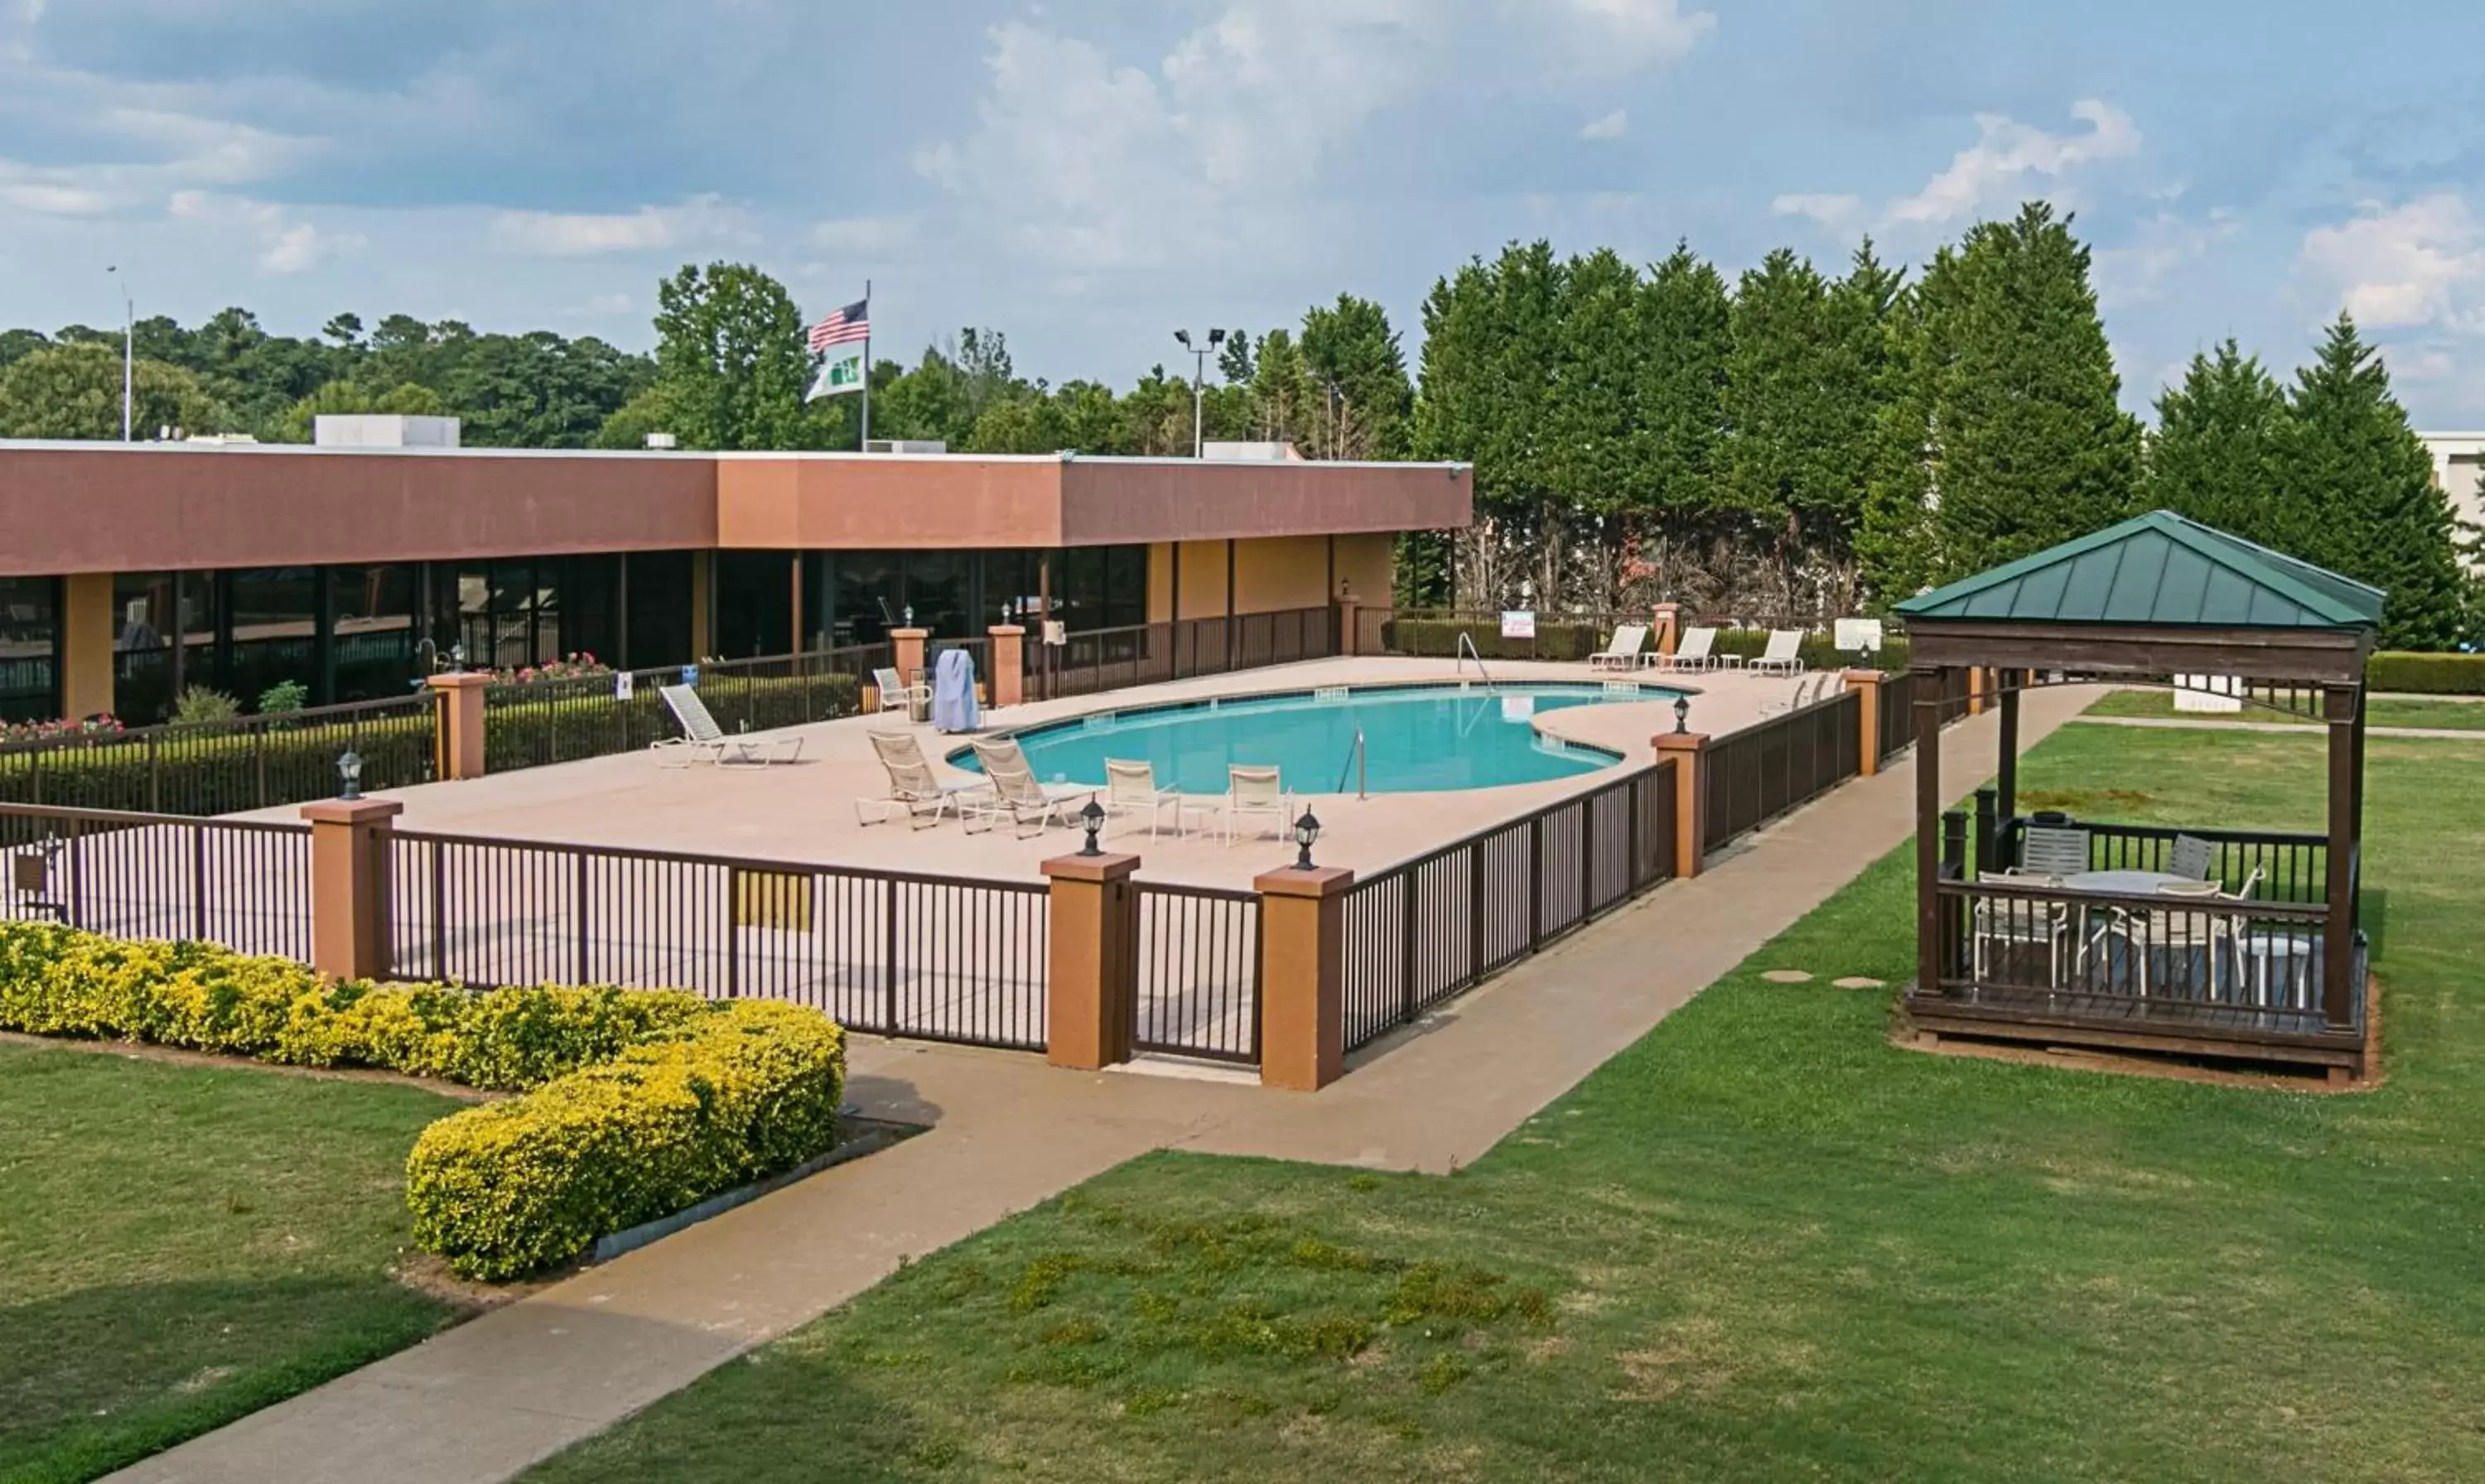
[1913,664,1947,1002]
[2322,682,2362,1030]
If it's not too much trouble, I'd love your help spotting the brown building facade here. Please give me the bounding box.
[0,442,1469,723]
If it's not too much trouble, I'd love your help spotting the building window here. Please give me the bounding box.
[625,552,693,667]
[225,567,319,709]
[715,552,794,660]
[331,565,419,702]
[112,572,180,722]
[0,576,60,724]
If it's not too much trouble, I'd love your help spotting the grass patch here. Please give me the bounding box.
[0,1045,471,1482]
[2085,687,2485,731]
[524,725,2485,1482]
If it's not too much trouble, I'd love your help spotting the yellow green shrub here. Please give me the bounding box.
[407,1001,845,1279]
[0,920,847,1281]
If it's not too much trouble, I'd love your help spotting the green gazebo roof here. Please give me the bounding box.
[1894,511,2384,631]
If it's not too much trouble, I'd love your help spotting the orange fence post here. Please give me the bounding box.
[1968,666,1986,717]
[989,624,1025,707]
[1041,851,1141,1071]
[300,797,401,981]
[425,672,490,781]
[1336,595,1361,656]
[1652,602,1682,658]
[890,627,929,694]
[1255,865,1354,1091]
[1653,731,1709,879]
[1846,668,1885,778]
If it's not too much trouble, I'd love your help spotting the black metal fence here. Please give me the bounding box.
[0,802,312,960]
[1135,883,1261,1064]
[1028,608,1335,701]
[388,830,1048,1050]
[0,693,437,817]
[1702,690,1862,852]
[1342,762,1677,1053]
[482,643,891,773]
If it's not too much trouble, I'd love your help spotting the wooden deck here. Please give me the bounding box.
[1902,980,2373,1079]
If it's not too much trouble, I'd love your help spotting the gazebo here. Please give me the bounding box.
[1894,511,2379,1082]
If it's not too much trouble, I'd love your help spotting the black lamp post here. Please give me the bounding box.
[1078,797,1105,856]
[1673,696,1691,735]
[337,749,364,801]
[1292,807,1321,870]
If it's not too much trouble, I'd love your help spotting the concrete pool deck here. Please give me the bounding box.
[285,657,1840,889]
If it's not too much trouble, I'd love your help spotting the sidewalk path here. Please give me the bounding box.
[2070,715,2485,742]
[112,687,2097,1484]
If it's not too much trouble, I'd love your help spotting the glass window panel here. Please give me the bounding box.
[625,552,693,667]
[225,567,318,710]
[112,571,178,722]
[715,552,793,659]
[832,552,901,648]
[0,576,60,723]
[331,565,418,702]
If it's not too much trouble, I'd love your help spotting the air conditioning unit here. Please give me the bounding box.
[644,432,678,450]
[864,439,948,455]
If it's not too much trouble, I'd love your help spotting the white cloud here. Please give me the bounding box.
[1555,0,1716,71]
[166,189,363,274]
[2094,206,2241,307]
[1884,99,2141,226]
[2296,193,2485,331]
[489,194,747,257]
[587,292,631,316]
[1772,192,1864,231]
[1580,108,1629,142]
[810,214,917,257]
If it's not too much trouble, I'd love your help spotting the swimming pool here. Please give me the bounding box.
[964,682,1683,795]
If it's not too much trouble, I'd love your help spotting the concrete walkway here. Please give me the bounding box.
[111,687,2097,1484]
[2070,715,2485,742]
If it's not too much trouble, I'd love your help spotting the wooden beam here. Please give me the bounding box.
[1905,621,2372,685]
[1996,667,2020,825]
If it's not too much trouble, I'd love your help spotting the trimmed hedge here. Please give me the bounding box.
[408,1003,844,1279]
[0,921,845,1278]
[2366,651,2485,695]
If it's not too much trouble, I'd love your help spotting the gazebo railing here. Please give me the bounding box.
[1930,875,2347,1031]
[1990,817,2333,908]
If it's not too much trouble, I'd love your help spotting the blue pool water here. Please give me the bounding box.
[965,683,1682,795]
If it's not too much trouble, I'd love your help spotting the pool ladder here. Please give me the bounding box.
[1456,631,1498,692]
[1334,726,1368,801]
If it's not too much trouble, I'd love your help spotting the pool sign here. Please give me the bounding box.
[615,671,635,701]
[1500,610,1537,640]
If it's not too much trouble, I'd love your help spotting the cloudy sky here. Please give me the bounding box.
[4,0,2483,423]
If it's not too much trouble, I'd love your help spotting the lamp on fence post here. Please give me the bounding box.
[336,749,364,802]
[1673,696,1691,735]
[1078,797,1105,857]
[1292,807,1321,870]
[448,643,467,673]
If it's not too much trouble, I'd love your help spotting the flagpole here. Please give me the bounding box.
[859,279,871,452]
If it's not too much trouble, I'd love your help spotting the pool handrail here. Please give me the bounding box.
[1455,631,1498,691]
[1334,725,1368,800]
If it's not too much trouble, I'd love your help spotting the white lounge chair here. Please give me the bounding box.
[1589,624,1650,671]
[856,730,988,828]
[871,666,930,717]
[1103,759,1202,837]
[651,684,805,767]
[963,738,1090,837]
[1651,626,1719,673]
[1746,629,1806,678]
[1223,764,1293,846]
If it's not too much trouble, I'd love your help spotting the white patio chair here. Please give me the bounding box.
[2228,864,2265,901]
[651,684,804,767]
[856,730,988,828]
[2150,880,2239,999]
[962,737,1089,837]
[1588,624,1650,672]
[1972,870,2068,988]
[1652,626,1719,673]
[1103,759,1194,837]
[2169,833,2215,882]
[1223,764,1293,846]
[1745,629,1806,678]
[871,666,929,716]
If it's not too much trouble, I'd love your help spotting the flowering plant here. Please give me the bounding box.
[0,714,126,745]
[489,653,615,685]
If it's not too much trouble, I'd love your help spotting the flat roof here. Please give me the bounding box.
[0,442,1473,577]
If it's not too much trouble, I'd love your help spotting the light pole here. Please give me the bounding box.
[105,265,132,442]
[1172,327,1225,458]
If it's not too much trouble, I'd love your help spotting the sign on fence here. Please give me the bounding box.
[1834,618,1884,653]
[1500,610,1537,640]
[614,671,635,701]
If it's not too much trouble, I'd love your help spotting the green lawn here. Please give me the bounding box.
[0,1046,472,1483]
[2085,687,2485,731]
[524,725,2485,1484]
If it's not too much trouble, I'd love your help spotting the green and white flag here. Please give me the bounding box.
[804,298,870,401]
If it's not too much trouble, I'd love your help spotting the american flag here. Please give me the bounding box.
[808,300,870,352]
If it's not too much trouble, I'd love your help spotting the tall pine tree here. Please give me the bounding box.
[1926,203,2141,576]
[2144,340,2294,546]
[1635,242,1734,526]
[1723,248,1839,547]
[2285,314,2466,649]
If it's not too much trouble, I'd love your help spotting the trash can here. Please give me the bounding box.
[907,669,932,725]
